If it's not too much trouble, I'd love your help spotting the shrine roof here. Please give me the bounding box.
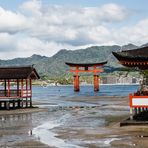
[0,65,40,79]
[112,46,148,62]
[112,46,148,70]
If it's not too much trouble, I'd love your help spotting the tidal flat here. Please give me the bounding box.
[0,85,148,148]
[1,95,148,148]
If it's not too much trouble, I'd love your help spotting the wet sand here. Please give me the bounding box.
[1,96,148,147]
[0,107,48,115]
[50,96,148,147]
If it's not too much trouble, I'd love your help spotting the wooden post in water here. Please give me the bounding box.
[30,79,32,107]
[26,79,28,107]
[4,80,7,96]
[129,93,133,120]
[65,62,107,92]
[74,75,79,92]
[130,108,133,120]
[17,79,19,97]
[8,79,10,97]
[94,75,99,91]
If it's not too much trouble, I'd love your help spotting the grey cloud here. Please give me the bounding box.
[0,0,147,59]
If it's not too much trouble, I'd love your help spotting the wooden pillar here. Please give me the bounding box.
[21,79,24,108]
[13,100,15,109]
[30,79,32,107]
[73,66,80,92]
[4,101,6,109]
[26,79,28,108]
[94,75,99,91]
[6,101,9,110]
[8,79,10,97]
[17,79,19,96]
[138,108,141,114]
[21,79,23,97]
[134,108,137,115]
[21,99,24,108]
[74,75,79,92]
[18,99,20,108]
[4,79,7,96]
[130,107,133,120]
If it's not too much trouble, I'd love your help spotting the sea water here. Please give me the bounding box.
[31,85,138,147]
[33,84,138,105]
[0,85,138,147]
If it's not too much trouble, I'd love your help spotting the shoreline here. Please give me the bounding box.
[31,95,130,147]
[0,107,48,115]
[32,83,139,87]
[1,95,148,147]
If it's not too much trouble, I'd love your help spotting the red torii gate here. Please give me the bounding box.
[65,61,107,92]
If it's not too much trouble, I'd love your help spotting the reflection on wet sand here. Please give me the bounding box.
[0,113,32,146]
[32,96,148,148]
[0,111,55,147]
[1,93,148,147]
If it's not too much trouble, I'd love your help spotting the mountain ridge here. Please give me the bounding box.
[0,43,144,77]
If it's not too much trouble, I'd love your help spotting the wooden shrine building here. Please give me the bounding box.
[0,66,40,110]
[66,61,107,92]
[113,46,148,120]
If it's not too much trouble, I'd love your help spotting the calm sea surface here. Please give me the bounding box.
[33,84,138,106]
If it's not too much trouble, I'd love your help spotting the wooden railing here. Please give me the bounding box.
[0,89,32,98]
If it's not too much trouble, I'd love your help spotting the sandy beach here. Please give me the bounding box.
[1,95,148,148]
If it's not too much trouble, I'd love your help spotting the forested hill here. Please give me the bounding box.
[0,44,139,77]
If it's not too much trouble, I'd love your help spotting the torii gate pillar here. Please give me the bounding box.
[65,62,107,92]
[94,75,99,91]
[74,75,80,91]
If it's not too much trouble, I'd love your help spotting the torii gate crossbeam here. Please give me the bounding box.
[65,61,107,92]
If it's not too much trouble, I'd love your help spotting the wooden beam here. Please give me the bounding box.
[70,69,103,73]
[120,61,148,65]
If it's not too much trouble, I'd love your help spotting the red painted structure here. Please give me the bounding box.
[0,66,40,109]
[113,46,148,119]
[65,62,107,91]
[129,93,148,108]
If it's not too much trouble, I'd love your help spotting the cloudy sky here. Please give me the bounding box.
[0,0,147,59]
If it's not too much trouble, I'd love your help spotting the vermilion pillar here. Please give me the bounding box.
[66,62,106,92]
[94,75,99,91]
[4,80,7,96]
[30,79,32,107]
[26,79,28,107]
[8,79,10,97]
[21,79,23,97]
[74,75,80,92]
[17,79,19,96]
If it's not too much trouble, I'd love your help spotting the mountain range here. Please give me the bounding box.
[0,43,141,77]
